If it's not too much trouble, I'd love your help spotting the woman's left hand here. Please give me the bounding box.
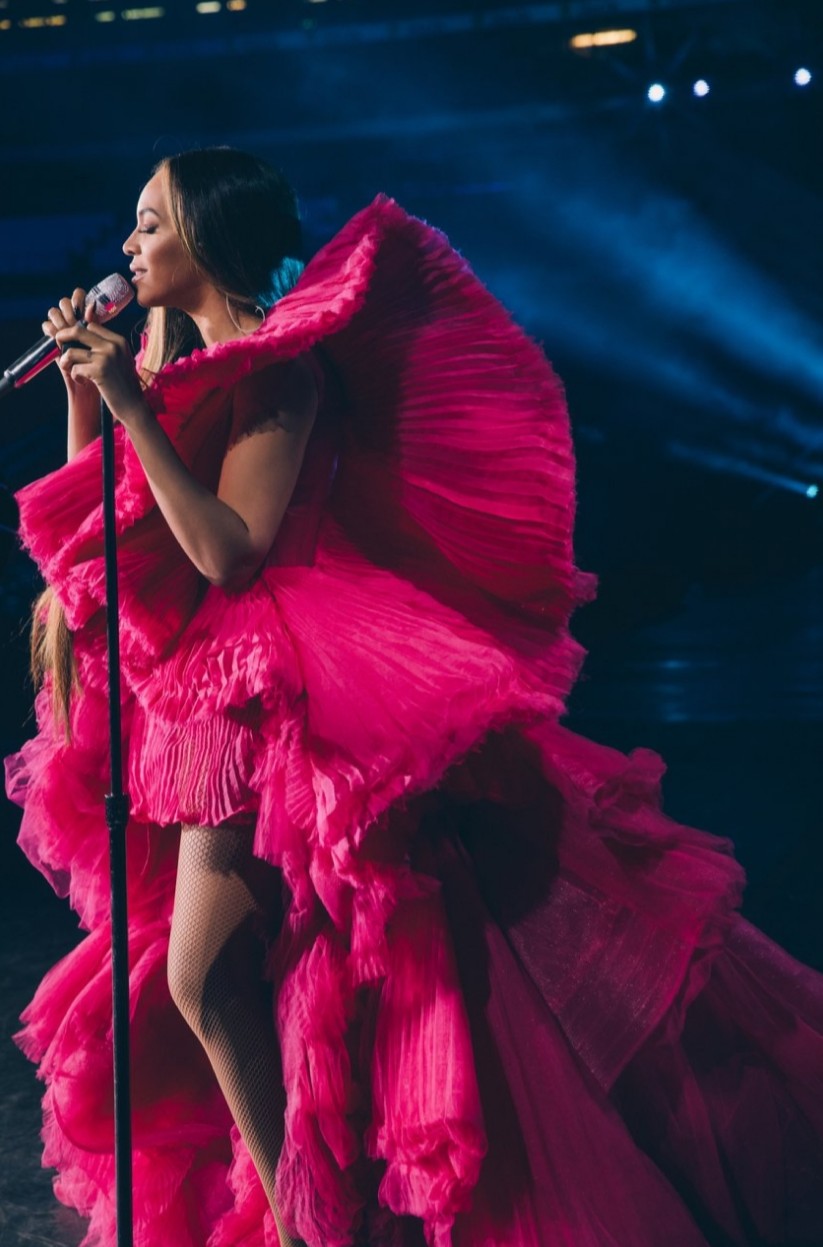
[54,310,149,429]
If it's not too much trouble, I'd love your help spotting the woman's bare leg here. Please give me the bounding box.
[167,821,301,1247]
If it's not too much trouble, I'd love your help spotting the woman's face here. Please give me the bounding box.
[122,167,210,310]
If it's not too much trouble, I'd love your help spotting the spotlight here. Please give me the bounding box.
[693,79,710,97]
[806,484,819,499]
[794,67,813,87]
[647,83,667,104]
[570,29,637,50]
[19,13,67,25]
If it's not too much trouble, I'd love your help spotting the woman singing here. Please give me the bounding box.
[6,146,823,1247]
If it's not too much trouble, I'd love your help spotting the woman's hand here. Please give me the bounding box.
[53,306,149,430]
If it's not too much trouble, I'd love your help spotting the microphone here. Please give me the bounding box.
[0,274,135,402]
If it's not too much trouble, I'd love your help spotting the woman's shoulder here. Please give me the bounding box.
[229,352,322,445]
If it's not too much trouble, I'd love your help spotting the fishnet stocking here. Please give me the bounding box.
[168,822,302,1247]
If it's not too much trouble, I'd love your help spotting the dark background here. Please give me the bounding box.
[0,1,822,1234]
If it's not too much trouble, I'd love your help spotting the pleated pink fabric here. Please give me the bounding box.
[6,196,823,1247]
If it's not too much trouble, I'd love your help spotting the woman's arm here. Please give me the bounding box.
[55,316,319,588]
[67,398,101,462]
[123,361,318,589]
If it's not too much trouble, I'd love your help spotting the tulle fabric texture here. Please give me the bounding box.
[5,196,823,1247]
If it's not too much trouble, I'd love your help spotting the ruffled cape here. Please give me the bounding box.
[6,196,823,1247]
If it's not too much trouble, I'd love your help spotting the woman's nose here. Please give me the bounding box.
[122,230,138,256]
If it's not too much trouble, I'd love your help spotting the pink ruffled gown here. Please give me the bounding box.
[5,196,823,1247]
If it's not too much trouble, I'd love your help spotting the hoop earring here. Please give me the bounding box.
[225,295,265,335]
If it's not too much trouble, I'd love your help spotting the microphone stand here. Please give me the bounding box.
[101,393,134,1247]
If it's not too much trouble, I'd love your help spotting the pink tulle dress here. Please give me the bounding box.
[5,196,823,1247]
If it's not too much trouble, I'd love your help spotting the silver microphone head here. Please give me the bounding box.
[84,273,134,322]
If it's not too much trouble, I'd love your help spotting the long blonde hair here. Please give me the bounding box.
[31,587,78,733]
[34,147,305,732]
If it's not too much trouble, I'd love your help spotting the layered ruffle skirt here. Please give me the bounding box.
[6,197,823,1247]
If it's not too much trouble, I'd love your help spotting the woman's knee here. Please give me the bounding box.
[167,930,208,1029]
[168,911,267,1038]
[167,822,280,1035]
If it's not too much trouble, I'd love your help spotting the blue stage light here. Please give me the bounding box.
[647,83,667,104]
[693,79,710,98]
[794,68,813,87]
[806,484,819,499]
